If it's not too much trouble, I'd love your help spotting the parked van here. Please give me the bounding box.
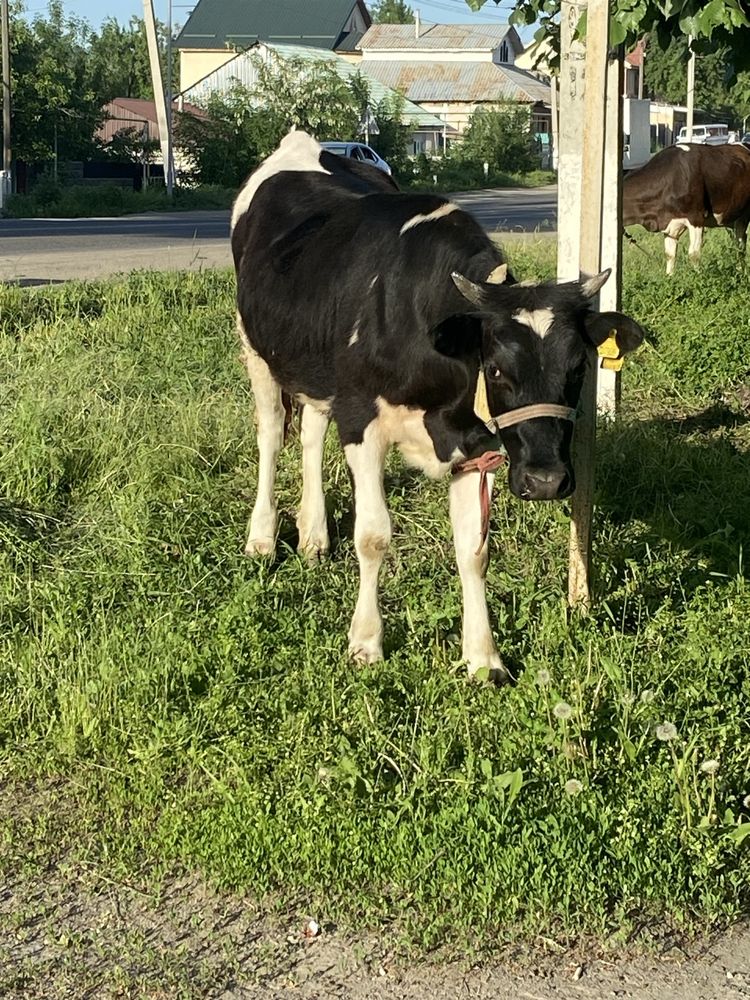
[676,123,729,145]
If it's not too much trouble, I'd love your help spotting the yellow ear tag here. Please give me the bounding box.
[597,333,620,359]
[601,356,625,371]
[474,367,492,423]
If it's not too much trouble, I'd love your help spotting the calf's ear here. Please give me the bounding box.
[580,269,611,298]
[585,311,645,355]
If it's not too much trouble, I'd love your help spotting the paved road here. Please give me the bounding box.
[0,187,558,284]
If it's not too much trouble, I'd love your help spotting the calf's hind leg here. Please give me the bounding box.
[297,403,330,560]
[344,423,391,663]
[239,316,285,557]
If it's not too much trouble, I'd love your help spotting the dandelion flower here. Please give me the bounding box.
[640,689,655,705]
[553,701,573,720]
[700,759,720,775]
[620,692,635,708]
[743,794,750,810]
[564,779,583,796]
[655,722,678,742]
[536,669,551,686]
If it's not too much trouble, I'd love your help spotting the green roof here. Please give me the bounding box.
[176,0,365,51]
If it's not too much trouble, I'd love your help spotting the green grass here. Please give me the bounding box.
[1,234,749,953]
[4,183,236,218]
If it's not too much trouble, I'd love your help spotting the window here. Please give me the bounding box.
[360,146,377,162]
[498,40,509,62]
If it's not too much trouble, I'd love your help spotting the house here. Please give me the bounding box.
[176,0,371,93]
[357,22,552,146]
[180,41,453,154]
[96,97,207,176]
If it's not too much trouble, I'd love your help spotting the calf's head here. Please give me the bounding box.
[452,270,644,501]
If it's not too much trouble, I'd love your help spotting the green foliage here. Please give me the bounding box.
[645,38,750,124]
[371,0,414,23]
[458,104,538,174]
[4,182,235,218]
[88,15,166,102]
[1,238,750,946]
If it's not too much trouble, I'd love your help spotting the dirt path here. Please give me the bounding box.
[2,860,749,1000]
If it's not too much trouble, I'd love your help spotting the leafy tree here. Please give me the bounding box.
[10,2,103,163]
[645,37,750,124]
[459,104,536,174]
[88,16,167,102]
[371,0,414,23]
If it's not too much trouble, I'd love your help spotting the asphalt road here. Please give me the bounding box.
[0,187,558,284]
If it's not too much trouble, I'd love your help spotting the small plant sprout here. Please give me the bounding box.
[553,701,573,720]
[564,779,583,796]
[700,759,720,775]
[655,722,678,742]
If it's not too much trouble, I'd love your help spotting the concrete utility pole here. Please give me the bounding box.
[558,0,623,607]
[686,35,695,141]
[142,0,174,196]
[1,0,11,206]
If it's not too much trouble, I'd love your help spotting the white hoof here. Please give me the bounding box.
[245,536,276,557]
[348,635,383,664]
[297,526,330,562]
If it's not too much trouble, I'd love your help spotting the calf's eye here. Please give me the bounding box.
[487,366,503,380]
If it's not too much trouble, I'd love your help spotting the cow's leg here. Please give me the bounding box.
[297,404,330,560]
[449,470,508,682]
[240,331,285,557]
[687,223,703,267]
[344,424,390,663]
[734,218,748,254]
[663,219,687,276]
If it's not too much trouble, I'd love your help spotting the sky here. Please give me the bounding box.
[44,0,524,37]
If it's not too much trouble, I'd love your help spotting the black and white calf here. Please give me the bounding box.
[231,131,644,679]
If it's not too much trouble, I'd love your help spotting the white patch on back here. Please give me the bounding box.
[375,398,460,479]
[231,130,330,230]
[514,307,555,339]
[677,143,692,151]
[400,202,459,235]
[348,322,360,347]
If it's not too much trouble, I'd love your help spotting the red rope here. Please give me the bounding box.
[452,451,507,554]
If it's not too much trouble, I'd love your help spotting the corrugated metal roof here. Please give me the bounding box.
[182,42,449,128]
[360,23,517,51]
[97,98,207,143]
[361,61,551,105]
[176,0,366,51]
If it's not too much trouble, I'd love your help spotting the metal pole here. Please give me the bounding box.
[1,0,11,203]
[686,35,695,141]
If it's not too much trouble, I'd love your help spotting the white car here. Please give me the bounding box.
[676,123,729,145]
[319,141,392,175]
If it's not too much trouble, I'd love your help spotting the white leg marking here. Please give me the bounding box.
[345,424,391,664]
[297,404,330,561]
[687,223,703,267]
[734,218,748,250]
[239,318,285,557]
[449,471,508,682]
[663,219,687,276]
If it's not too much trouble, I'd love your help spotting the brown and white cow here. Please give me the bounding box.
[623,142,750,274]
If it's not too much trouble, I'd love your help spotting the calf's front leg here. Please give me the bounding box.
[344,424,390,664]
[449,470,509,683]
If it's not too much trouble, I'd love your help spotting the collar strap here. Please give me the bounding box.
[490,403,578,431]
